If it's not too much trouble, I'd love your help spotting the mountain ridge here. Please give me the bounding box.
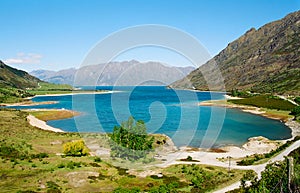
[171,10,300,95]
[31,60,195,86]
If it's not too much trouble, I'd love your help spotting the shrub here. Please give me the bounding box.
[187,156,193,161]
[63,140,89,157]
[291,106,300,116]
[66,161,81,169]
[57,163,65,168]
[294,97,300,105]
[94,157,102,162]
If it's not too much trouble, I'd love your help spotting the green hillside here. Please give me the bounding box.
[0,61,73,103]
[171,11,300,95]
[0,60,40,89]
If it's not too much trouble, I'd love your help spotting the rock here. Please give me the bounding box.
[242,136,279,154]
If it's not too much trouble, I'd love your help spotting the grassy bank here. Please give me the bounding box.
[228,95,296,111]
[27,82,74,95]
[28,110,80,121]
[0,109,247,192]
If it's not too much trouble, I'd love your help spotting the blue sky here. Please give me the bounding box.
[0,0,299,71]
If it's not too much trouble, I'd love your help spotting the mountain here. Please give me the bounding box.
[171,11,300,95]
[30,68,76,85]
[31,60,195,86]
[0,60,40,89]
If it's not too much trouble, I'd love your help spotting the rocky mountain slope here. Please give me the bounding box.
[31,60,195,86]
[171,11,300,95]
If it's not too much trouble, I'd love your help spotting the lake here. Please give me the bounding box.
[15,86,292,148]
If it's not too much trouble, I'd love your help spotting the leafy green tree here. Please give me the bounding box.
[110,117,154,161]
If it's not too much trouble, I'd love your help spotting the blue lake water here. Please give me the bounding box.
[13,86,291,148]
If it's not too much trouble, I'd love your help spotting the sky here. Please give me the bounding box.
[0,0,299,72]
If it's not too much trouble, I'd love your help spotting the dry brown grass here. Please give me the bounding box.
[29,110,80,121]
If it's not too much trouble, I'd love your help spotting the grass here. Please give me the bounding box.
[0,109,248,192]
[27,82,74,95]
[0,87,33,103]
[261,108,293,121]
[229,95,296,111]
[28,110,80,121]
[163,164,247,192]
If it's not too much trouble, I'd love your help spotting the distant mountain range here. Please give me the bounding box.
[0,60,40,89]
[30,60,195,86]
[171,11,300,95]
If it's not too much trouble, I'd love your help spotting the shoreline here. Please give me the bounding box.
[199,99,290,122]
[15,92,300,173]
[0,90,119,107]
[32,90,119,97]
[27,114,65,133]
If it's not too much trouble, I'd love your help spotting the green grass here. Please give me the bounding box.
[0,87,33,103]
[0,109,248,192]
[229,95,296,111]
[27,82,74,95]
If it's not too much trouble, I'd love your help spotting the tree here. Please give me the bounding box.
[291,106,300,120]
[110,117,154,161]
[63,140,89,156]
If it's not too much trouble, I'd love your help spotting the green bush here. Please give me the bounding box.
[94,157,102,162]
[294,97,300,105]
[291,106,300,117]
[66,161,81,169]
[63,140,89,157]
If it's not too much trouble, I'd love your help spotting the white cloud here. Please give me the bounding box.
[3,53,43,64]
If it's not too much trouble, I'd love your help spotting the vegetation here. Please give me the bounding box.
[294,97,300,105]
[237,136,300,166]
[0,60,39,89]
[229,95,296,111]
[290,106,300,121]
[162,164,246,192]
[230,89,255,98]
[179,156,200,162]
[0,60,74,103]
[231,147,300,193]
[28,110,79,121]
[27,82,73,95]
[63,140,89,157]
[171,11,300,95]
[110,117,154,161]
[0,87,34,103]
[0,109,249,192]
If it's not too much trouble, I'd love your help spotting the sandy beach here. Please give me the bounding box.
[27,114,65,133]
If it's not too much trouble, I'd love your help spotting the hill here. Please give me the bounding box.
[0,60,40,89]
[171,11,300,95]
[0,61,73,103]
[30,60,195,85]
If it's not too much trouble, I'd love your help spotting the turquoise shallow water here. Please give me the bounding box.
[14,86,291,148]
